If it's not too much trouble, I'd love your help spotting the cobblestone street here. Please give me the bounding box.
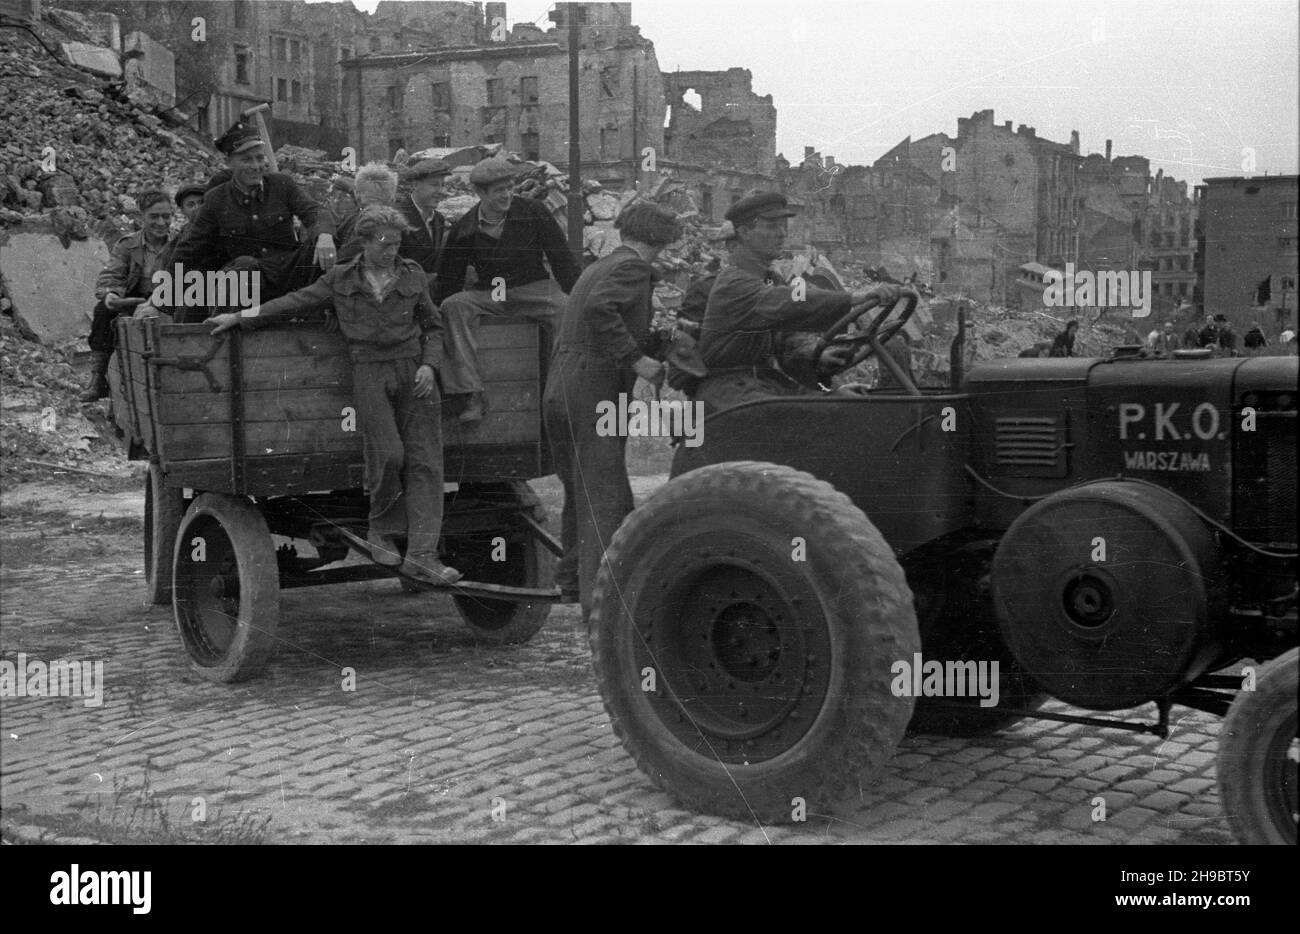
[0,475,1239,845]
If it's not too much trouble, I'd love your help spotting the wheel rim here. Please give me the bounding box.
[143,472,156,581]
[636,550,832,764]
[175,514,242,665]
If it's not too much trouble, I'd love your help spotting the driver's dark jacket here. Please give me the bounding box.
[696,250,852,412]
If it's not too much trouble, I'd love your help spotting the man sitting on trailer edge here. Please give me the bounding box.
[168,122,338,322]
[207,205,461,587]
[433,156,581,422]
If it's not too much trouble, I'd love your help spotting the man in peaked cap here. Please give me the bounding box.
[168,121,337,321]
[433,155,580,422]
[695,191,902,413]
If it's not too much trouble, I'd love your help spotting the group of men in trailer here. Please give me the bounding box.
[86,120,901,606]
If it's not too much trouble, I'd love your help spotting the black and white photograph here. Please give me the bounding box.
[0,0,1295,866]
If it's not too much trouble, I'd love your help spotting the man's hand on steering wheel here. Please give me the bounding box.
[849,282,903,309]
[817,343,855,371]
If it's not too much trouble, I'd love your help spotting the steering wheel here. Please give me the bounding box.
[811,288,920,376]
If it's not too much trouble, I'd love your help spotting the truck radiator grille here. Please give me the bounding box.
[993,415,1068,477]
[1234,394,1297,546]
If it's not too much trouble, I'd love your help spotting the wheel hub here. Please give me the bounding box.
[638,557,831,762]
[1062,573,1114,627]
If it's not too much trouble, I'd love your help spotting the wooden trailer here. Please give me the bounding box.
[108,316,562,683]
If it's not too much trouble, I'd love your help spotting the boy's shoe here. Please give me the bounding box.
[366,531,403,566]
[459,392,485,423]
[401,554,462,585]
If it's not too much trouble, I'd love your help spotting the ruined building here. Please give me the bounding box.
[1196,174,1299,330]
[343,2,666,186]
[54,0,484,152]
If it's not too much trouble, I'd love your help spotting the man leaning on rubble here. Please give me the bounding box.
[79,189,179,401]
[168,122,337,322]
[433,156,581,422]
[695,192,901,414]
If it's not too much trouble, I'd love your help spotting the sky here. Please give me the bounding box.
[321,0,1300,187]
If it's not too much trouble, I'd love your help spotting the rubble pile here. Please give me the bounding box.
[0,314,126,483]
[0,31,222,239]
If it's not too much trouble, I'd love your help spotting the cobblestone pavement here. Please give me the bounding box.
[0,478,1236,845]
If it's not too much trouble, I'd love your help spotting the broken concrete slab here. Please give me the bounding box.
[1,232,109,344]
[60,42,122,79]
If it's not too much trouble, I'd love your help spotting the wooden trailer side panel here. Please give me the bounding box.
[119,317,548,493]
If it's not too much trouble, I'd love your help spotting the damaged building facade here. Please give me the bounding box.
[781,110,1198,314]
[342,3,667,186]
[57,0,485,152]
[1196,174,1298,330]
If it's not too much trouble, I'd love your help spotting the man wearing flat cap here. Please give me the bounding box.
[433,155,581,422]
[398,158,452,275]
[168,121,337,321]
[696,191,901,413]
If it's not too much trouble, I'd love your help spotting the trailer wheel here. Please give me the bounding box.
[444,481,554,644]
[590,462,919,822]
[144,463,185,605]
[172,493,280,683]
[1217,648,1298,845]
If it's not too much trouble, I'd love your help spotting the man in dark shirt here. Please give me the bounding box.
[1197,314,1220,348]
[696,192,901,414]
[397,158,450,275]
[433,156,581,422]
[169,123,337,321]
[1244,323,1268,354]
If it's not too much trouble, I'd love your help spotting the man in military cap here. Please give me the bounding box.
[433,156,581,422]
[696,192,902,413]
[168,122,337,321]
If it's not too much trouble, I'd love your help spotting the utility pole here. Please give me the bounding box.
[566,3,584,254]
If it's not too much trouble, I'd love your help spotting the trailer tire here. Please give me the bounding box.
[144,463,184,605]
[590,462,919,822]
[172,493,280,683]
[444,481,554,644]
[1217,648,1298,845]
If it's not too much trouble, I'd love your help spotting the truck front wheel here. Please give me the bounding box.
[589,462,919,822]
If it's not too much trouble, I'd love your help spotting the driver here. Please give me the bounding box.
[697,192,902,414]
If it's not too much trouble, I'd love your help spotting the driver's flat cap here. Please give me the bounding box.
[725,191,797,225]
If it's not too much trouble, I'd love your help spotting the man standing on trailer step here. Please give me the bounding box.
[696,192,903,414]
[433,156,581,423]
[169,122,338,322]
[207,205,461,587]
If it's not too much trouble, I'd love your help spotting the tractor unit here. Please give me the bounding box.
[588,292,1297,845]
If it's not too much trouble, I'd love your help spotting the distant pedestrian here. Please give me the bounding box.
[1049,319,1079,357]
[1197,314,1220,348]
[1217,316,1237,355]
[1243,324,1267,354]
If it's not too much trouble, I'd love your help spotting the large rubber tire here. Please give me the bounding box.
[443,481,555,644]
[590,461,919,822]
[905,541,1045,737]
[1216,648,1298,845]
[172,493,280,683]
[144,463,185,606]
